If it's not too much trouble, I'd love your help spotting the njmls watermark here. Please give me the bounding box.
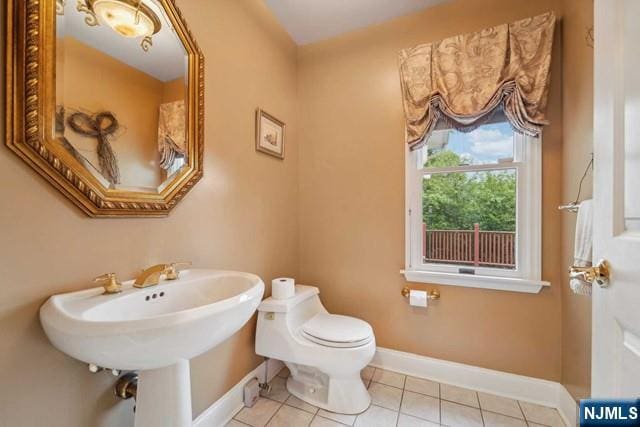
[580,399,640,426]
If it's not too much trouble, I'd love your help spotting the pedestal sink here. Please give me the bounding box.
[40,269,264,427]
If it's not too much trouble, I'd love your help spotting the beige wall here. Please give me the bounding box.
[163,78,186,104]
[0,1,298,426]
[297,0,566,381]
[58,37,165,189]
[560,0,594,400]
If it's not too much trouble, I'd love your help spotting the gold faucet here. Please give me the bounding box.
[134,262,192,288]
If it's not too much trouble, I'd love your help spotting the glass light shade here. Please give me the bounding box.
[92,0,155,38]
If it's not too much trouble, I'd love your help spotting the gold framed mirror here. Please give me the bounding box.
[6,0,204,217]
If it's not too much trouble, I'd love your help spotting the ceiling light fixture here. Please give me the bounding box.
[56,0,66,15]
[76,0,162,51]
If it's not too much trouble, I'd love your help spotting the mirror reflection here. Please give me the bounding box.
[55,0,188,191]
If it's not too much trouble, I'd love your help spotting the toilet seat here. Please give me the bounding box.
[301,313,373,348]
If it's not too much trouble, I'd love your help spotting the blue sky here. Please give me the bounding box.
[446,122,514,164]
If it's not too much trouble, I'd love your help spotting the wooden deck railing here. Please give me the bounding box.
[423,223,515,268]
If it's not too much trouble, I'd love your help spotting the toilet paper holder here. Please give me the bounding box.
[401,286,440,300]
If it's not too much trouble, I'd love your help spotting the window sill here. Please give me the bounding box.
[401,269,550,294]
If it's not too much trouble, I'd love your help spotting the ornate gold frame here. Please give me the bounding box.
[5,0,204,217]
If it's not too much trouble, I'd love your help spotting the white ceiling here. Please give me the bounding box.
[57,0,187,82]
[264,0,450,45]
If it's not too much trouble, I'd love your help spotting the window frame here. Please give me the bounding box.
[403,129,549,293]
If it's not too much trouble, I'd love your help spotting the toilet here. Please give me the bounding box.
[255,285,376,415]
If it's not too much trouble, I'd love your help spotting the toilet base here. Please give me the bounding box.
[286,367,371,415]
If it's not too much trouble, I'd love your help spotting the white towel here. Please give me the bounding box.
[570,199,593,296]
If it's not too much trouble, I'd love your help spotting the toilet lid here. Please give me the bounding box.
[301,313,373,346]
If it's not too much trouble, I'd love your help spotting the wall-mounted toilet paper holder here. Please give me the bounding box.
[401,286,440,300]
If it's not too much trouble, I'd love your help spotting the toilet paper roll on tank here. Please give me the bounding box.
[272,277,295,299]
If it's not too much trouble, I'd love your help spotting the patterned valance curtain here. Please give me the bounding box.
[158,100,186,170]
[398,12,556,150]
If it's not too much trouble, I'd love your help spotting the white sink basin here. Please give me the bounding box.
[40,269,265,427]
[41,269,264,370]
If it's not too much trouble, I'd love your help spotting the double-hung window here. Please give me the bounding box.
[404,116,547,293]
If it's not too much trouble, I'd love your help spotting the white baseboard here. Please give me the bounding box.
[372,347,577,426]
[193,358,284,427]
[556,384,579,427]
[194,348,577,427]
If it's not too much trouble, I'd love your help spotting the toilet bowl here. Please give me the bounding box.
[255,285,376,415]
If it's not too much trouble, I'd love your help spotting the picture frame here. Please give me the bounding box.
[255,108,286,159]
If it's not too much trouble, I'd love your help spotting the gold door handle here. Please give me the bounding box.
[569,259,610,288]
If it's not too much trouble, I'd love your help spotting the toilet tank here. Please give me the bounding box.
[255,285,326,359]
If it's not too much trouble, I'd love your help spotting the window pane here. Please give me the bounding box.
[418,122,515,168]
[422,169,517,270]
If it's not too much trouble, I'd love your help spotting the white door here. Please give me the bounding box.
[592,0,640,397]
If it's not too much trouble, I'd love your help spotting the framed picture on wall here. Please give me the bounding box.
[255,109,286,159]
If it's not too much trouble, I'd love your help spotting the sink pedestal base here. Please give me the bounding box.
[135,360,192,427]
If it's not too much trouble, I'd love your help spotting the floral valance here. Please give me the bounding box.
[398,12,556,150]
[158,100,186,170]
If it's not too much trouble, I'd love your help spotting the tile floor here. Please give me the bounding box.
[228,366,567,427]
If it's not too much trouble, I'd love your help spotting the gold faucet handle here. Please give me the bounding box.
[94,273,122,294]
[165,262,192,280]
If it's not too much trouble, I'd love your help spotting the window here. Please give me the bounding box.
[404,119,547,293]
